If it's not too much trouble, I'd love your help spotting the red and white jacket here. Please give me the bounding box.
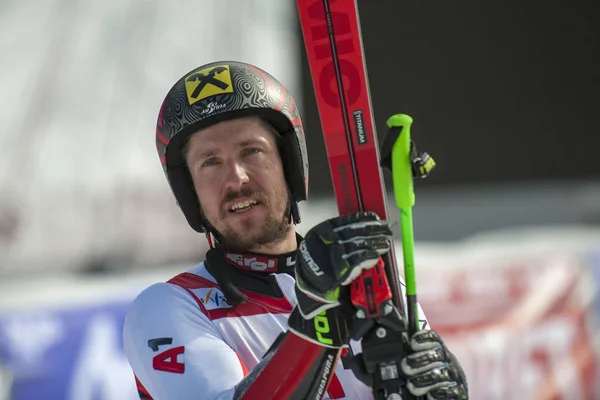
[123,261,428,399]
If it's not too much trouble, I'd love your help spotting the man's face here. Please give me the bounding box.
[185,116,292,252]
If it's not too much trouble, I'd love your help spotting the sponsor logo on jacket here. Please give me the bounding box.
[193,287,232,310]
[225,253,278,272]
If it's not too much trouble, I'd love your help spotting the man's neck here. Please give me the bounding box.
[248,230,298,255]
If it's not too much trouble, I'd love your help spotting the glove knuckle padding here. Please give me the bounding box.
[428,383,468,400]
[313,219,339,242]
[342,250,379,273]
[411,330,443,351]
[368,236,394,253]
[402,346,447,376]
[341,235,390,254]
[407,367,455,397]
[337,210,378,227]
[335,220,391,240]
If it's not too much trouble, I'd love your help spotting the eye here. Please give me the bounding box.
[200,158,219,168]
[243,148,261,156]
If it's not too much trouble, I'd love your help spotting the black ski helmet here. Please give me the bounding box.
[155,61,309,233]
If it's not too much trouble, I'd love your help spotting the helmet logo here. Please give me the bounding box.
[201,101,226,116]
[184,65,234,105]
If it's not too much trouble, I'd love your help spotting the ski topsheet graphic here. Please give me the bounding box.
[296,0,403,298]
[296,0,423,398]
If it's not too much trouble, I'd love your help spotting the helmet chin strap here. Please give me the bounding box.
[290,201,301,225]
[205,228,226,249]
[205,231,215,248]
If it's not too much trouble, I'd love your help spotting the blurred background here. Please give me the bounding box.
[1,0,599,399]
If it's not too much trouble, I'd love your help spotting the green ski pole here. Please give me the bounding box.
[382,114,436,336]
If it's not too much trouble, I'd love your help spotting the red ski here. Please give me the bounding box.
[296,0,416,398]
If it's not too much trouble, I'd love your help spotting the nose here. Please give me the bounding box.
[223,159,250,191]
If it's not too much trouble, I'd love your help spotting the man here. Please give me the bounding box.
[123,61,468,399]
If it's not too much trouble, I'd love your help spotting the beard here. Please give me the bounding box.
[202,186,292,253]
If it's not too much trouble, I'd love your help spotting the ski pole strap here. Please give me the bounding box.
[409,141,436,179]
[380,132,436,180]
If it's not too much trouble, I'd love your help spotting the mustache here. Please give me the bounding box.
[222,187,267,208]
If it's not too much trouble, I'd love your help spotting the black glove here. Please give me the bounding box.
[287,211,393,348]
[351,329,468,399]
[401,329,468,399]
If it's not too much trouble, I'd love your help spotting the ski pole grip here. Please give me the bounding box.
[385,114,415,210]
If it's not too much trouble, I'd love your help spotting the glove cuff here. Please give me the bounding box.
[287,307,350,349]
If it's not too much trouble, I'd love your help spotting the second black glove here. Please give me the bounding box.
[295,211,393,319]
